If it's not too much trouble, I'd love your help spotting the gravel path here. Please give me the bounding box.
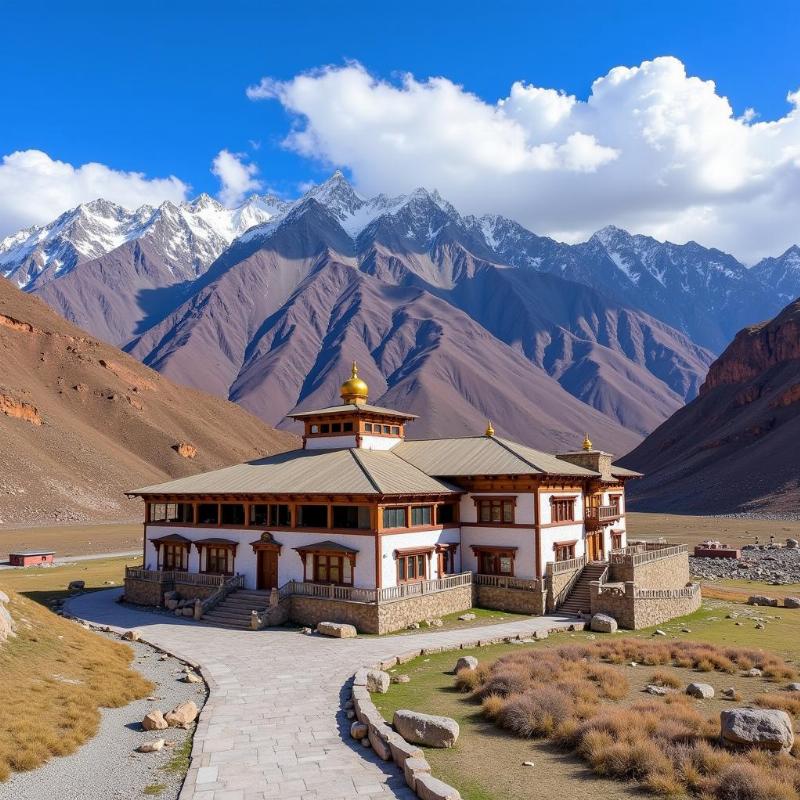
[59,589,579,800]
[0,631,207,800]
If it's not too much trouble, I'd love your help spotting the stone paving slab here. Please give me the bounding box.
[67,589,579,799]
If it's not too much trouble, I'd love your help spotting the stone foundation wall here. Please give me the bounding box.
[124,578,166,606]
[546,563,583,612]
[477,584,545,615]
[376,585,474,634]
[630,589,702,629]
[173,582,218,602]
[590,581,701,630]
[290,596,381,633]
[610,550,690,589]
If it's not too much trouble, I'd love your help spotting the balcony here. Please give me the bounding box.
[584,505,621,529]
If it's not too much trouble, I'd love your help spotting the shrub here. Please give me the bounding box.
[712,762,797,800]
[754,693,800,716]
[651,670,682,689]
[498,687,574,738]
[480,693,504,720]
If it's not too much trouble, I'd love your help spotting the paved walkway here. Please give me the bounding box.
[67,590,579,800]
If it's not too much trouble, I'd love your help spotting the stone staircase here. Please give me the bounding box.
[558,562,608,616]
[200,589,270,629]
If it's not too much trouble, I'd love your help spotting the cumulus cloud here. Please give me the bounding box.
[211,149,263,206]
[0,150,189,237]
[250,57,800,262]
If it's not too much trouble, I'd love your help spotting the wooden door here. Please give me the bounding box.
[588,533,602,562]
[257,549,279,590]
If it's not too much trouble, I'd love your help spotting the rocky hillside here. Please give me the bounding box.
[621,298,800,514]
[0,278,296,527]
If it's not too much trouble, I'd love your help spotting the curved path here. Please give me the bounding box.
[68,590,578,800]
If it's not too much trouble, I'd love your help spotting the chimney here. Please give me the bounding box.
[556,434,614,480]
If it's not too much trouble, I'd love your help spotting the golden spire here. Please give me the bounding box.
[340,360,369,405]
[582,432,593,451]
[485,420,495,437]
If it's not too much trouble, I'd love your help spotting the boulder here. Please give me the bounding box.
[590,614,618,633]
[720,708,794,751]
[350,721,368,740]
[414,773,462,800]
[722,687,738,699]
[388,736,423,770]
[404,756,432,791]
[166,599,179,611]
[122,629,141,642]
[355,669,390,694]
[367,722,393,761]
[686,682,715,699]
[136,738,165,753]
[784,597,800,609]
[393,710,459,748]
[787,539,798,549]
[163,591,179,602]
[747,595,778,607]
[458,613,476,621]
[454,656,478,673]
[645,684,670,696]
[68,580,85,591]
[786,683,800,692]
[316,621,357,638]
[181,607,194,617]
[182,672,202,684]
[392,674,411,684]
[142,709,168,731]
[165,700,198,728]
[745,668,763,677]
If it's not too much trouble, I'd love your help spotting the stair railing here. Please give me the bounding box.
[194,573,244,621]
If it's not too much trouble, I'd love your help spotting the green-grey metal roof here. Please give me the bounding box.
[129,447,458,497]
[392,435,599,478]
[287,403,418,420]
[610,465,643,478]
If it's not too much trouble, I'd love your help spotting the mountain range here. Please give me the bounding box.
[2,172,796,452]
[622,296,800,514]
[0,279,295,527]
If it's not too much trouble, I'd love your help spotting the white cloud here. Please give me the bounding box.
[211,149,263,206]
[0,150,189,237]
[250,57,800,263]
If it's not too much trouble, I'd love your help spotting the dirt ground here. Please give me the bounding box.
[0,522,141,559]
[627,512,800,549]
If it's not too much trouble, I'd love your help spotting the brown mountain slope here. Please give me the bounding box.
[621,298,800,514]
[0,278,296,527]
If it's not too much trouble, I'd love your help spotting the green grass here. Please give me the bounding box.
[0,555,141,606]
[162,737,192,774]
[143,783,166,796]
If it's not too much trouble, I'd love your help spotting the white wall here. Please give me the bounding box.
[359,435,402,450]
[460,525,539,580]
[304,435,358,450]
[539,523,586,573]
[538,490,585,525]
[460,492,535,525]
[379,527,462,588]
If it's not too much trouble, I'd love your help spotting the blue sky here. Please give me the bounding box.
[2,1,800,260]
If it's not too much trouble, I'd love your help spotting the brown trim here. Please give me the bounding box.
[460,522,532,530]
[470,545,517,577]
[533,485,541,577]
[552,539,578,548]
[540,520,583,529]
[393,545,435,557]
[250,532,283,553]
[471,495,518,506]
[470,544,519,554]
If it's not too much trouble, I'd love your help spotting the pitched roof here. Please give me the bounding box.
[393,435,599,478]
[610,465,643,478]
[288,403,417,420]
[128,447,458,497]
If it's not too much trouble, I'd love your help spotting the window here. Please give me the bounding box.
[205,547,231,574]
[437,545,457,576]
[331,422,341,433]
[391,426,400,435]
[313,553,353,585]
[297,505,328,528]
[554,541,576,562]
[161,543,188,570]
[364,423,373,432]
[220,504,245,526]
[474,547,516,576]
[250,504,290,527]
[310,424,319,433]
[332,505,371,529]
[343,421,353,432]
[609,495,621,515]
[383,425,391,434]
[551,497,576,523]
[477,498,515,524]
[411,506,432,526]
[437,503,456,524]
[321,423,330,433]
[149,503,167,522]
[197,503,219,525]
[397,551,429,583]
[611,531,624,550]
[382,507,406,529]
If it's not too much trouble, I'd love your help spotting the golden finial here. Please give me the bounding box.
[485,420,495,437]
[582,432,593,451]
[340,360,369,405]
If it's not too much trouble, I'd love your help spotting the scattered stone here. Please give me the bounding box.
[122,629,141,642]
[533,629,548,640]
[299,627,312,635]
[393,710,459,748]
[787,539,799,549]
[165,599,179,611]
[164,700,198,728]
[360,737,371,748]
[654,629,667,636]
[174,441,197,459]
[748,596,779,607]
[136,738,165,753]
[365,670,390,694]
[414,773,462,800]
[590,613,618,633]
[426,619,443,628]
[720,708,794,751]
[458,613,476,621]
[687,682,715,699]
[392,674,411,684]
[346,710,355,720]
[316,621,357,638]
[404,756,432,791]
[182,672,202,684]
[407,622,420,630]
[746,668,763,677]
[722,688,738,699]
[681,628,692,633]
[784,597,800,609]
[522,761,535,767]
[454,656,478,673]
[755,622,765,630]
[142,709,168,731]
[350,721,368,740]
[645,684,670,696]
[786,683,800,692]
[68,580,85,591]
[181,607,193,618]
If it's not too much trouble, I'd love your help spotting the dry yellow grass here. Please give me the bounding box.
[0,585,152,781]
[463,641,800,800]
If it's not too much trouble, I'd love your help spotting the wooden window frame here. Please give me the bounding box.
[611,531,624,550]
[410,505,433,527]
[553,540,577,562]
[295,545,357,586]
[395,547,432,583]
[204,546,233,575]
[157,542,189,571]
[435,543,458,576]
[550,495,577,523]
[471,545,517,576]
[474,496,516,525]
[382,506,407,529]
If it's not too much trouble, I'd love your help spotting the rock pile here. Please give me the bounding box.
[691,543,800,584]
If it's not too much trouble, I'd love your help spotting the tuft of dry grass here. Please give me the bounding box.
[0,585,152,781]
[461,639,800,800]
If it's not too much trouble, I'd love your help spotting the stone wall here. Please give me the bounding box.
[546,562,584,612]
[173,582,218,602]
[610,549,689,589]
[377,585,474,633]
[590,581,701,629]
[123,577,167,606]
[477,584,545,615]
[290,596,381,633]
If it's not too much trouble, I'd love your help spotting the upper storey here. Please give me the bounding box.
[287,362,417,450]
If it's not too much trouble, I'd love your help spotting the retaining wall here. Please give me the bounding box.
[477,584,545,615]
